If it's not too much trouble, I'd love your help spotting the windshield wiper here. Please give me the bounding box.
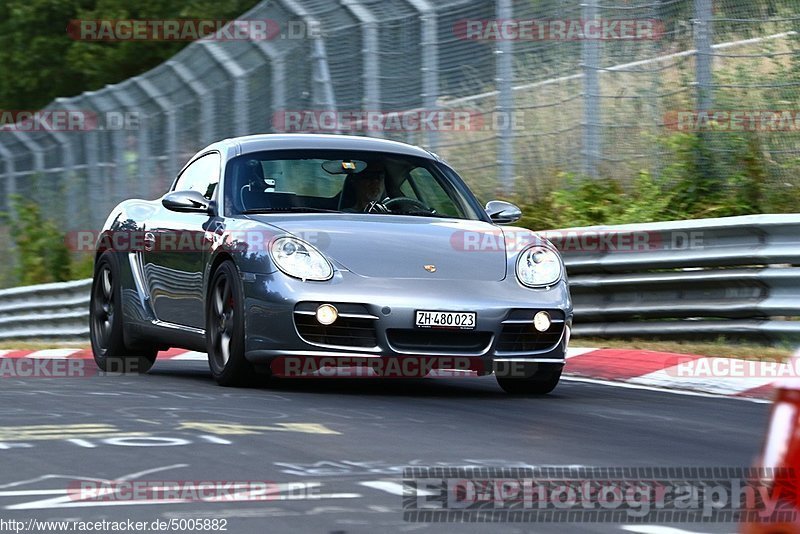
[243,207,342,214]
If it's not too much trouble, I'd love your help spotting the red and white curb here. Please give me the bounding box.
[565,347,782,400]
[0,347,788,400]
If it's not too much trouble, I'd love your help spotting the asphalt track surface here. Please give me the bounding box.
[0,357,770,534]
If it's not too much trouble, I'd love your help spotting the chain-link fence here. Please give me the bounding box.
[0,0,798,285]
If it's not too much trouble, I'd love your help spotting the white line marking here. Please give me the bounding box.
[621,526,729,534]
[0,490,67,497]
[167,351,207,361]
[0,475,107,490]
[117,464,188,481]
[359,481,435,496]
[26,349,80,359]
[561,376,772,404]
[566,347,598,359]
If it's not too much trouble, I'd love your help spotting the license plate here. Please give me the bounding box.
[415,310,476,330]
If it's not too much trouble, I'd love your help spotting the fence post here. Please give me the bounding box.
[11,131,45,186]
[496,0,514,195]
[342,0,380,136]
[311,39,338,122]
[407,0,439,151]
[47,99,78,221]
[0,140,15,214]
[107,85,149,201]
[168,61,214,145]
[250,41,286,133]
[77,99,103,230]
[694,0,713,112]
[581,0,601,179]
[134,77,177,179]
[200,41,249,138]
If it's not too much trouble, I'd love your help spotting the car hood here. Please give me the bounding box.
[258,214,509,280]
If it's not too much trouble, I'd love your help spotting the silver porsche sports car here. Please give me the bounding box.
[90,134,572,393]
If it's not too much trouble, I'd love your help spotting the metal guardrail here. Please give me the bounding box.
[1,214,799,342]
[0,279,91,340]
[550,214,800,341]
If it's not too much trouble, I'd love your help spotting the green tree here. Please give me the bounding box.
[0,0,260,110]
[5,195,71,285]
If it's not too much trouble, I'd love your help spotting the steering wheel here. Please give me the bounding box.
[382,196,433,214]
[364,200,390,214]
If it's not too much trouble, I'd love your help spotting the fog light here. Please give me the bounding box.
[533,311,551,332]
[316,304,338,325]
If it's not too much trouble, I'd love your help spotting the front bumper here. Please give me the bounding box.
[241,270,572,366]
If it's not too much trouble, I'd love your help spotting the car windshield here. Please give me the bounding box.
[224,149,483,220]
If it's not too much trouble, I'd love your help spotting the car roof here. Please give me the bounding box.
[205,134,438,161]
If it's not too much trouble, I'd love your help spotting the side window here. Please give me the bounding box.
[174,153,221,200]
[406,167,463,217]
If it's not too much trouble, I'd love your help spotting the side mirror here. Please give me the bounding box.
[162,190,213,214]
[485,200,521,224]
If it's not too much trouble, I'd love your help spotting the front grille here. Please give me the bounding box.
[496,309,565,353]
[386,329,492,354]
[294,302,377,348]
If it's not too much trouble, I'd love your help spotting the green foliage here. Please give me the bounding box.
[70,252,97,279]
[4,195,72,285]
[0,0,261,110]
[514,131,800,231]
[0,197,98,288]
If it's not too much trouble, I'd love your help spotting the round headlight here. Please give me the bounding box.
[516,246,562,287]
[270,237,333,281]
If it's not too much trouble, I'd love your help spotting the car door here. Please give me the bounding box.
[142,152,221,330]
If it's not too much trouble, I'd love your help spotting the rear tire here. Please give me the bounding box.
[90,251,157,374]
[206,260,255,386]
[495,363,563,395]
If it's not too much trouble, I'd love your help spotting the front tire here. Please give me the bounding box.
[206,261,255,386]
[495,363,563,395]
[90,251,157,374]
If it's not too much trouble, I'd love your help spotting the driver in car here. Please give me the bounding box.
[342,168,386,212]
